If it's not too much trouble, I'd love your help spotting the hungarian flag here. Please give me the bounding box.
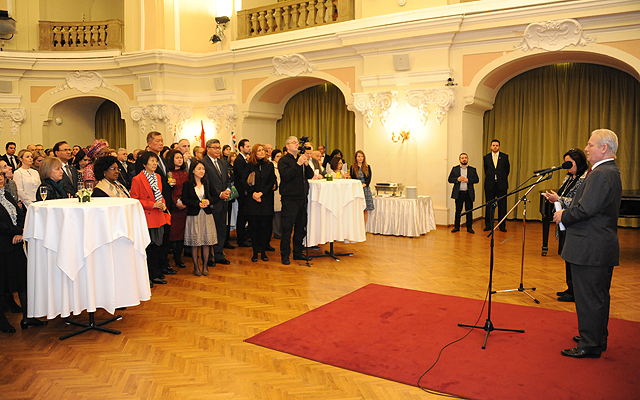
[228,128,237,152]
[200,121,206,148]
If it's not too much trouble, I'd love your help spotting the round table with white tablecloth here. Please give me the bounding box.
[306,179,366,247]
[23,197,152,319]
[366,196,436,237]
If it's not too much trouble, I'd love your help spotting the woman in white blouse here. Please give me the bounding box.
[13,150,41,208]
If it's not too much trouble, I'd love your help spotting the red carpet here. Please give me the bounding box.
[245,284,640,400]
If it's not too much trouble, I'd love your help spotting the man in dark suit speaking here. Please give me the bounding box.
[448,153,479,234]
[483,139,510,232]
[554,129,622,359]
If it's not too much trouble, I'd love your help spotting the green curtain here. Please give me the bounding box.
[484,63,640,227]
[276,83,355,163]
[95,100,126,150]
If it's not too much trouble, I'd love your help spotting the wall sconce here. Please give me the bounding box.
[210,16,230,43]
[0,11,17,41]
[445,78,458,86]
[391,126,410,143]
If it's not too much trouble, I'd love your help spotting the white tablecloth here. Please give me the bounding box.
[307,179,366,247]
[24,198,152,319]
[366,196,436,237]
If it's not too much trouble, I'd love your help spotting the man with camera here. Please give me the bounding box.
[278,136,315,265]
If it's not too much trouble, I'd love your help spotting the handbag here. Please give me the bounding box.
[227,185,239,201]
[246,171,256,187]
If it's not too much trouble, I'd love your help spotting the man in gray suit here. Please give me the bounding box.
[554,129,622,359]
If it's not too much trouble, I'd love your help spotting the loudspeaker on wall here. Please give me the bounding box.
[214,77,226,91]
[0,81,12,93]
[393,54,411,71]
[139,77,152,91]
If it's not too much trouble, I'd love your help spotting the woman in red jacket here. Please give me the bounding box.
[130,151,171,287]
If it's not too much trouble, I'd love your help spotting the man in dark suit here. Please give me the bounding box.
[201,138,231,265]
[116,148,131,190]
[554,129,622,359]
[135,132,177,278]
[278,136,314,265]
[53,141,78,196]
[234,138,251,247]
[448,153,479,234]
[2,142,18,171]
[483,139,510,232]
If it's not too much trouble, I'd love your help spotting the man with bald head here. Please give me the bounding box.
[178,139,192,169]
[554,129,622,359]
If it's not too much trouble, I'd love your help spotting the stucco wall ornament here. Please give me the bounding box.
[50,71,118,95]
[272,54,317,77]
[206,104,238,133]
[0,108,27,135]
[406,88,454,126]
[516,19,595,52]
[350,92,398,127]
[131,104,193,135]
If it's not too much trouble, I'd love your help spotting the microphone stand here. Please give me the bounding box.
[458,174,552,348]
[493,174,549,304]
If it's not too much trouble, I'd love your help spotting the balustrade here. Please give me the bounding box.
[237,0,354,40]
[39,19,123,51]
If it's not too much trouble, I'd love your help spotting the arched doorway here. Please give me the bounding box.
[46,96,106,149]
[95,99,127,149]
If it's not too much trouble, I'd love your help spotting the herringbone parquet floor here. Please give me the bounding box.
[1,221,639,400]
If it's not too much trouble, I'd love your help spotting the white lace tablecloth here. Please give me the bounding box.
[366,196,436,237]
[24,198,151,319]
[307,179,366,247]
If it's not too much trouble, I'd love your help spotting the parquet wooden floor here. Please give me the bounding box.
[1,221,638,400]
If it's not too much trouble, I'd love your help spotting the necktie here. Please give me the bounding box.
[214,159,221,175]
[65,164,72,177]
[493,154,498,168]
[586,167,592,176]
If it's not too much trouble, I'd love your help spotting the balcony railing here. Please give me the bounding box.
[39,19,123,51]
[237,0,354,40]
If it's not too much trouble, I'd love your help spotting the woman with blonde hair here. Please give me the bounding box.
[13,150,41,208]
[350,150,374,224]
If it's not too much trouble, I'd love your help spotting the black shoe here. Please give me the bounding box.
[573,335,607,351]
[162,268,177,275]
[265,245,276,252]
[151,278,167,285]
[238,241,252,248]
[216,258,231,265]
[557,293,575,302]
[483,227,491,231]
[293,254,311,261]
[261,253,269,262]
[561,347,601,358]
[281,256,290,265]
[0,319,16,333]
[20,318,48,330]
[499,227,507,232]
[224,242,236,249]
[176,263,186,269]
[251,254,258,262]
[451,227,460,233]
[159,274,165,279]
[467,228,475,234]
[207,259,215,266]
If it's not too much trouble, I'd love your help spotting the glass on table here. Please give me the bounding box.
[39,186,48,204]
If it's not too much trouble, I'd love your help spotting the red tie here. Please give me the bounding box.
[586,167,592,176]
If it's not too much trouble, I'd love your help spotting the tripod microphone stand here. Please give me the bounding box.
[457,175,551,348]
[492,175,548,304]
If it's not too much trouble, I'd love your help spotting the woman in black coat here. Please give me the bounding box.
[245,144,277,262]
[35,157,67,201]
[0,170,48,333]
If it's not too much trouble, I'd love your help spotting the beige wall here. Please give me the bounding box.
[44,97,105,149]
[39,0,123,21]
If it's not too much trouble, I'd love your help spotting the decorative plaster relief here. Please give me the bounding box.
[516,19,594,52]
[350,92,398,127]
[406,88,454,126]
[130,104,193,136]
[206,104,238,133]
[272,54,317,77]
[50,71,119,95]
[0,108,27,135]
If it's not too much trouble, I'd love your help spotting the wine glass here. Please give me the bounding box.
[39,186,48,205]
[84,181,94,195]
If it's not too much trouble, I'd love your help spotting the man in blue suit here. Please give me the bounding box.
[554,129,622,359]
[448,153,479,234]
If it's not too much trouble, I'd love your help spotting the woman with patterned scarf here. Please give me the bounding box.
[82,139,109,184]
[130,151,172,287]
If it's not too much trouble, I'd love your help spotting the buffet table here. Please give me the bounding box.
[24,198,152,321]
[366,196,436,237]
[307,179,366,248]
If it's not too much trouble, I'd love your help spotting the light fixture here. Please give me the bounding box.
[445,77,458,86]
[0,10,17,40]
[391,126,410,143]
[210,16,230,44]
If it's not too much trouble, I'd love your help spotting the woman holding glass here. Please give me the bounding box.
[130,151,172,286]
[0,170,48,333]
[14,150,41,208]
[165,150,189,269]
[35,157,66,201]
[182,160,218,276]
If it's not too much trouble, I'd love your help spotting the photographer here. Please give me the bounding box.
[278,136,314,265]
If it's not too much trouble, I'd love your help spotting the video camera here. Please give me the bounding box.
[298,136,311,154]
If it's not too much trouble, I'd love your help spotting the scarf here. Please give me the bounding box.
[143,170,163,202]
[43,178,67,199]
[0,187,17,225]
[95,179,130,198]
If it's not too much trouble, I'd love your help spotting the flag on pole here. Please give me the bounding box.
[228,127,237,152]
[200,120,206,148]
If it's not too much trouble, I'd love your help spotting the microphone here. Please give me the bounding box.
[534,161,573,176]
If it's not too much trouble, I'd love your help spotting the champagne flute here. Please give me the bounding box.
[39,186,48,205]
[84,181,94,195]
